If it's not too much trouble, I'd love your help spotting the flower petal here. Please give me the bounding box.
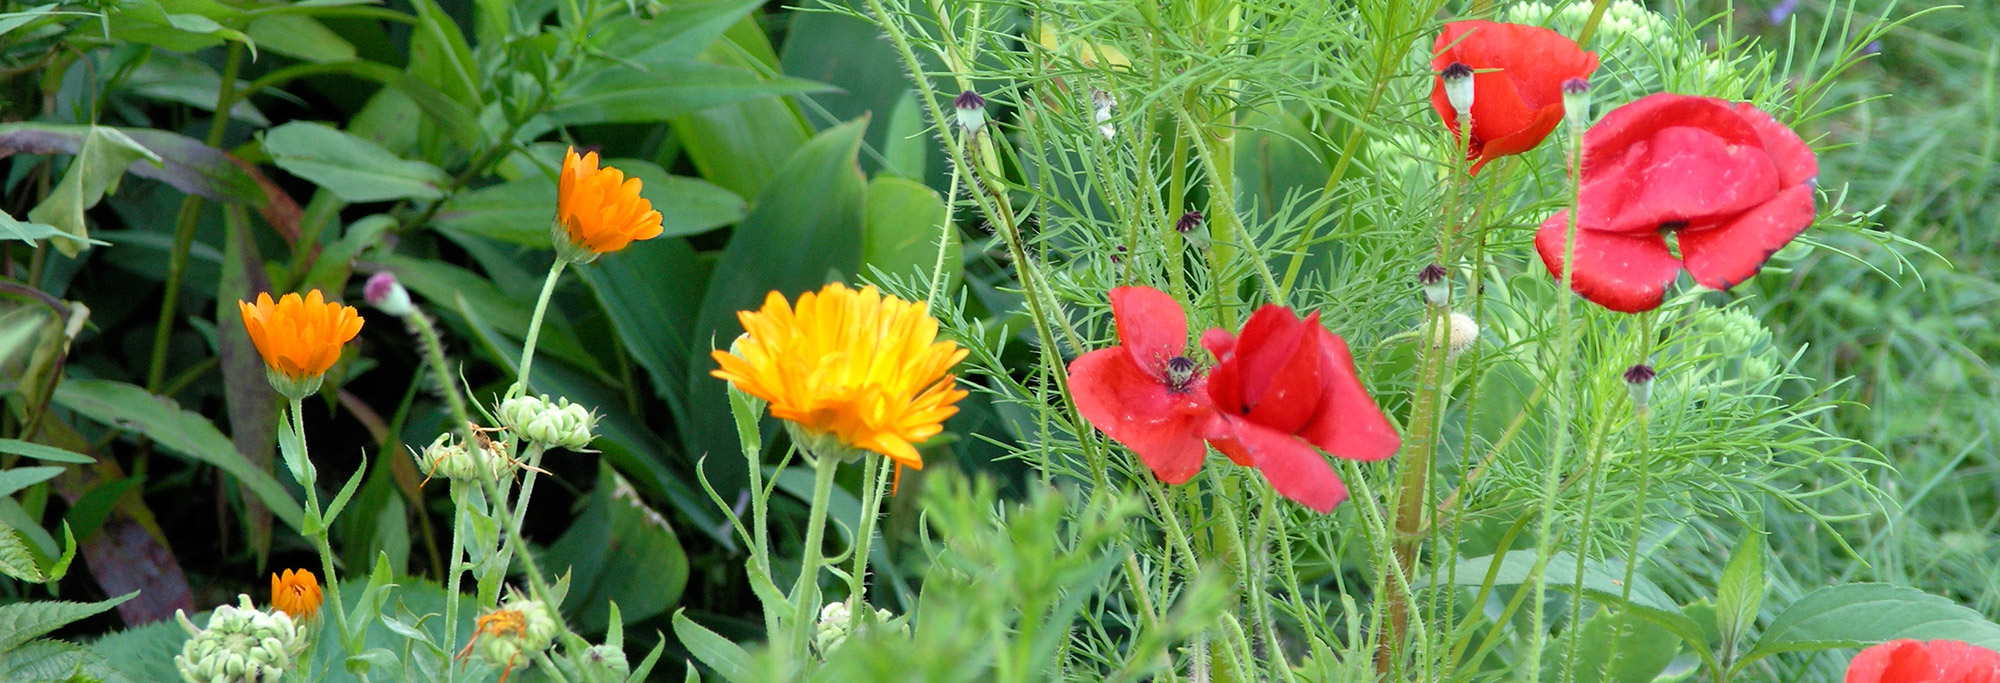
[1846,640,1936,683]
[1109,286,1190,379]
[1296,326,1401,462]
[1068,347,1212,484]
[1211,416,1347,513]
[1678,184,1817,291]
[1577,94,1772,233]
[1536,211,1683,313]
[1732,101,1818,187]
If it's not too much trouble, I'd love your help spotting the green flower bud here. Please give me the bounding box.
[498,394,598,451]
[579,643,630,680]
[411,432,516,483]
[175,595,304,683]
[473,598,562,670]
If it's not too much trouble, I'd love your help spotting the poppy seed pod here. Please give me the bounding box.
[1175,210,1204,233]
[1418,264,1450,306]
[175,596,305,683]
[498,394,598,451]
[1561,77,1592,137]
[1624,363,1656,414]
[953,90,987,132]
[1440,62,1476,119]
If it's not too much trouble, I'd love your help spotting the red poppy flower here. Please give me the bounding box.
[1431,20,1600,174]
[1200,305,1401,512]
[1535,93,1819,313]
[1847,639,2000,683]
[1067,286,1217,484]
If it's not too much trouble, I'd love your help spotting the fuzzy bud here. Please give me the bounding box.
[813,600,900,657]
[411,432,515,482]
[363,272,414,317]
[498,394,598,451]
[953,90,987,133]
[1624,363,1655,414]
[175,595,305,683]
[1175,210,1204,234]
[1561,77,1592,136]
[473,599,561,670]
[1440,62,1475,119]
[1417,264,1449,306]
[1426,312,1480,359]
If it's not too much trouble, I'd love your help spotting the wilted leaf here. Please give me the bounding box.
[24,126,158,255]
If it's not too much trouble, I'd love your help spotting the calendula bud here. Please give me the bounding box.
[498,394,598,451]
[1441,62,1475,120]
[953,90,987,133]
[1417,264,1450,306]
[411,432,515,482]
[176,595,305,683]
[473,598,562,670]
[363,271,414,317]
[579,642,630,680]
[1561,77,1592,136]
[814,600,853,655]
[1624,363,1655,414]
[1091,89,1116,139]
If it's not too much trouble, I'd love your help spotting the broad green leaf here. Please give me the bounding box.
[25,126,158,256]
[245,13,353,63]
[1446,550,1678,613]
[578,237,706,426]
[122,50,268,125]
[671,16,812,197]
[779,0,913,172]
[673,609,755,683]
[380,253,605,377]
[547,465,690,632]
[1745,583,2000,661]
[0,439,94,464]
[0,466,63,499]
[433,161,744,245]
[106,0,250,52]
[0,591,137,653]
[0,639,125,683]
[601,0,766,64]
[50,380,304,531]
[1715,532,1766,648]
[1555,608,1682,683]
[687,117,869,498]
[405,0,481,113]
[880,90,927,181]
[547,60,830,127]
[863,176,959,289]
[263,122,449,202]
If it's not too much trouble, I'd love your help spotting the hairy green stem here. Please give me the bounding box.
[442,482,471,683]
[790,451,843,663]
[844,454,890,634]
[512,260,568,398]
[293,399,355,653]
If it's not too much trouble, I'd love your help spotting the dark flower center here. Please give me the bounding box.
[1164,356,1197,392]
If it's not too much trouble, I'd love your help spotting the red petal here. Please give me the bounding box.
[1201,328,1245,415]
[1296,326,1401,461]
[1732,101,1819,187]
[1225,306,1325,434]
[1925,640,2000,683]
[1109,286,1189,380]
[1678,184,1816,291]
[1535,210,1682,313]
[1067,348,1211,484]
[1577,94,1771,233]
[1846,640,1935,683]
[1211,416,1347,513]
[1433,21,1599,174]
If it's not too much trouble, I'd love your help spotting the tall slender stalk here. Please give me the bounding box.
[512,261,569,398]
[147,41,245,392]
[292,399,354,652]
[789,451,843,662]
[843,454,890,634]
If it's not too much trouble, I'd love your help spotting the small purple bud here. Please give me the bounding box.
[1175,211,1204,234]
[1418,264,1450,306]
[1862,40,1882,55]
[1561,77,1592,134]
[953,90,987,132]
[1767,0,1799,24]
[364,271,414,316]
[1110,244,1127,264]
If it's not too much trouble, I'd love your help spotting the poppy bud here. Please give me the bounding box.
[1623,363,1655,414]
[1417,264,1449,306]
[953,90,987,133]
[1175,210,1204,233]
[1440,62,1475,119]
[1561,77,1592,136]
[364,271,414,317]
[1427,311,1480,359]
[1091,89,1116,139]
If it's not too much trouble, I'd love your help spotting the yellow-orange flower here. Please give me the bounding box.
[270,568,322,620]
[556,147,663,260]
[711,284,968,469]
[239,290,364,380]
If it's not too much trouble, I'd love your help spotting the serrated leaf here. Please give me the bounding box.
[51,379,304,531]
[0,592,137,653]
[0,520,47,582]
[262,122,449,202]
[673,609,754,683]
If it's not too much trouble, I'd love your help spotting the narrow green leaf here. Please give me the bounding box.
[262,121,449,202]
[1715,532,1767,647]
[673,609,755,683]
[0,210,66,245]
[321,452,368,527]
[0,439,94,465]
[0,466,63,499]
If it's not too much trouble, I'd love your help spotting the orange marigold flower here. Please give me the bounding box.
[711,284,968,469]
[270,568,322,620]
[239,290,364,397]
[555,147,663,262]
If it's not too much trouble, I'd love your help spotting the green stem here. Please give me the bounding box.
[844,454,890,634]
[790,450,842,663]
[442,482,471,683]
[513,261,568,398]
[477,464,589,660]
[293,399,355,653]
[410,310,474,440]
[147,41,244,393]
